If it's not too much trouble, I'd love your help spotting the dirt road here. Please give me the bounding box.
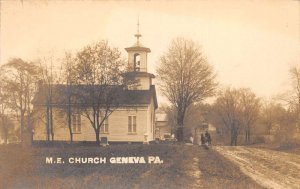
[214,146,300,189]
[134,145,263,189]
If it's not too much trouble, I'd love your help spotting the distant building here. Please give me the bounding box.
[32,23,158,143]
[155,113,171,139]
[0,115,20,144]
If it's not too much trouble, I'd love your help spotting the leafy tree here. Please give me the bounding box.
[157,38,217,141]
[73,41,128,145]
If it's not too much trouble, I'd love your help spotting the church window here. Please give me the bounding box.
[72,113,81,133]
[151,112,153,133]
[128,116,137,133]
[100,117,109,133]
[134,53,140,71]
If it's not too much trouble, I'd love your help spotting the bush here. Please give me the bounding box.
[251,136,265,144]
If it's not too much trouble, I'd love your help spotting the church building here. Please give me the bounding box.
[32,23,158,143]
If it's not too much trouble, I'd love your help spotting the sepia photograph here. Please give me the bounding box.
[0,0,299,188]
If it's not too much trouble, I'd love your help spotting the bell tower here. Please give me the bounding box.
[124,19,154,90]
[125,19,151,72]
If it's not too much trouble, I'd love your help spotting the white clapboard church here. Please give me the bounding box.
[32,23,158,143]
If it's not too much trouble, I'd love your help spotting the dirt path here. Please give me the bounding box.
[134,145,262,189]
[214,146,300,189]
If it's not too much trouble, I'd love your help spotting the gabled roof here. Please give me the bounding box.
[32,84,158,109]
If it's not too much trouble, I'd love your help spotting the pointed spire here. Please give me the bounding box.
[134,16,142,46]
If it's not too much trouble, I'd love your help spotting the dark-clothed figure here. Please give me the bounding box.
[205,131,211,145]
[200,133,205,145]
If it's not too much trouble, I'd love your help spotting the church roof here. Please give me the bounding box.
[125,45,151,53]
[32,84,158,109]
[122,71,155,78]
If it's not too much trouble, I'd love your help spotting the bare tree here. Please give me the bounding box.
[259,100,283,135]
[0,59,41,141]
[73,41,128,145]
[290,67,300,103]
[157,38,217,141]
[0,80,14,144]
[184,103,210,128]
[60,52,77,143]
[213,87,261,145]
[239,88,260,143]
[38,57,56,141]
[289,66,300,125]
[34,55,75,143]
[275,66,300,141]
[213,88,242,146]
[0,115,14,144]
[161,103,211,138]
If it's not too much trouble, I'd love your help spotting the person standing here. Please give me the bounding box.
[205,130,211,145]
[189,136,194,144]
[200,133,205,145]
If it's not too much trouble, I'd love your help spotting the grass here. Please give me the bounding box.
[0,143,262,189]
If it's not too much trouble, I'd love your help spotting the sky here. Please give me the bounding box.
[0,0,299,104]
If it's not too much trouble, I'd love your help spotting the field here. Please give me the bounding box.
[0,143,298,189]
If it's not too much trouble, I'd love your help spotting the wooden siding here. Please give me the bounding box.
[33,105,155,142]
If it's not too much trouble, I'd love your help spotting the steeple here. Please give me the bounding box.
[124,19,155,90]
[134,17,142,46]
[125,18,151,73]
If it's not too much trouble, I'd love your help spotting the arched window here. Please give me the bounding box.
[134,53,140,71]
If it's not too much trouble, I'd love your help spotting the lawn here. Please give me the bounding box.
[0,143,261,189]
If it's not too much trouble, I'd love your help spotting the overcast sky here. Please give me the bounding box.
[1,0,299,103]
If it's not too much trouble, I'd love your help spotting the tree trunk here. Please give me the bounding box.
[20,80,24,136]
[234,134,238,146]
[2,117,8,144]
[95,127,100,145]
[20,111,25,138]
[4,133,8,144]
[231,130,237,146]
[245,127,251,144]
[46,104,50,141]
[230,131,235,146]
[230,136,233,146]
[176,108,185,142]
[50,104,54,141]
[176,127,183,142]
[67,98,73,143]
[230,123,238,146]
[27,114,32,144]
[248,128,251,142]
